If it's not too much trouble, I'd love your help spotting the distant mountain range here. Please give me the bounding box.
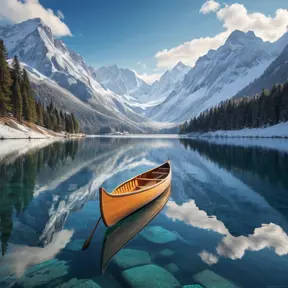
[0,18,287,133]
[145,30,288,123]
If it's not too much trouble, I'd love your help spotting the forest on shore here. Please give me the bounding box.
[180,82,288,134]
[0,39,80,134]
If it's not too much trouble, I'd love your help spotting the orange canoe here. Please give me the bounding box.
[101,185,171,273]
[99,160,171,227]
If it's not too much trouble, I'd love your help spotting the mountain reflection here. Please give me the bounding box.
[180,139,288,221]
[0,140,79,256]
[166,199,288,263]
[0,138,172,256]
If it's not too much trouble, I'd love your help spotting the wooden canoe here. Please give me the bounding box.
[101,185,171,273]
[99,160,171,227]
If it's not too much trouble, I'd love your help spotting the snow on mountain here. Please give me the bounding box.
[92,65,150,98]
[146,30,287,123]
[0,18,151,133]
[235,42,288,98]
[141,61,191,103]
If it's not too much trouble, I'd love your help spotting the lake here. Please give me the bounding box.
[1,137,288,288]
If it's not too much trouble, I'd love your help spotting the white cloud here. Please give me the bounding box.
[156,3,288,69]
[198,250,219,265]
[165,200,229,235]
[200,0,220,14]
[0,229,73,278]
[136,71,162,84]
[0,0,72,37]
[165,200,288,263]
[217,223,288,260]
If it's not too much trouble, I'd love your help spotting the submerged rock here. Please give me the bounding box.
[140,226,178,244]
[183,285,203,288]
[158,249,175,257]
[17,259,70,288]
[122,264,181,288]
[164,263,180,274]
[113,249,151,269]
[193,269,239,288]
[66,239,85,252]
[56,278,101,288]
[93,274,122,288]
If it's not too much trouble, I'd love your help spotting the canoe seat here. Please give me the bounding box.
[136,177,162,181]
[152,172,168,175]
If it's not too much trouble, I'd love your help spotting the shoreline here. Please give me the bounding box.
[0,117,85,140]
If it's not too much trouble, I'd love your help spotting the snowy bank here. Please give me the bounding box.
[0,139,58,163]
[0,117,85,139]
[186,122,288,139]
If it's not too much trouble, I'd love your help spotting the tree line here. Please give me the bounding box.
[180,82,288,134]
[0,39,80,134]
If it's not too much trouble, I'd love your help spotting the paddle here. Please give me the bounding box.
[82,216,102,251]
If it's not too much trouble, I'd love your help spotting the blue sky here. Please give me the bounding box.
[1,0,288,82]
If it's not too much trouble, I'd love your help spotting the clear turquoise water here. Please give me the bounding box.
[1,137,288,288]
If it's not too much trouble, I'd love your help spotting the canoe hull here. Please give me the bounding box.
[100,161,171,227]
[101,185,171,273]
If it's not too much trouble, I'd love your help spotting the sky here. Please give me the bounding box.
[0,0,288,83]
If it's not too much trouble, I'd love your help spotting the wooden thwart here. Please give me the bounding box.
[99,160,171,227]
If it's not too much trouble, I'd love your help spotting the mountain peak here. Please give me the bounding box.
[226,30,260,45]
[175,61,187,69]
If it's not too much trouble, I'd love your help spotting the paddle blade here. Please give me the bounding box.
[82,239,91,251]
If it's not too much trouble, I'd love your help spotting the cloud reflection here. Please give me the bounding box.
[0,229,73,278]
[165,200,288,263]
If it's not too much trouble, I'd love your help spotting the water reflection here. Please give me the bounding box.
[0,229,73,278]
[0,140,79,256]
[166,199,288,264]
[0,137,288,287]
[101,185,171,273]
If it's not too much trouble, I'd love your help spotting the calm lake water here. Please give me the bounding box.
[1,137,288,288]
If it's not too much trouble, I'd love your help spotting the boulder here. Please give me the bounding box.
[158,249,175,257]
[140,226,177,244]
[183,285,203,288]
[193,269,240,288]
[56,278,101,288]
[113,249,151,269]
[122,264,181,288]
[165,263,180,274]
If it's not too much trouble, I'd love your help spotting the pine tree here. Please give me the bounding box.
[0,40,12,115]
[71,113,79,133]
[11,56,23,121]
[36,102,44,126]
[21,69,36,123]
[11,78,22,121]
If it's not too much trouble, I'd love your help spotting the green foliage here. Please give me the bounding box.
[0,39,12,115]
[180,82,288,134]
[0,39,81,134]
[11,77,22,121]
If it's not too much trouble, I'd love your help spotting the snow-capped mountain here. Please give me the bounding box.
[0,18,151,133]
[141,61,190,103]
[146,30,288,123]
[92,65,150,98]
[235,43,288,98]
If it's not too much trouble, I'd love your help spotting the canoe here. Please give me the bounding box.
[100,185,171,273]
[99,160,171,227]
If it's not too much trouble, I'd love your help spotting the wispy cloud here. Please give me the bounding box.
[155,1,288,69]
[200,0,220,14]
[0,0,72,37]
